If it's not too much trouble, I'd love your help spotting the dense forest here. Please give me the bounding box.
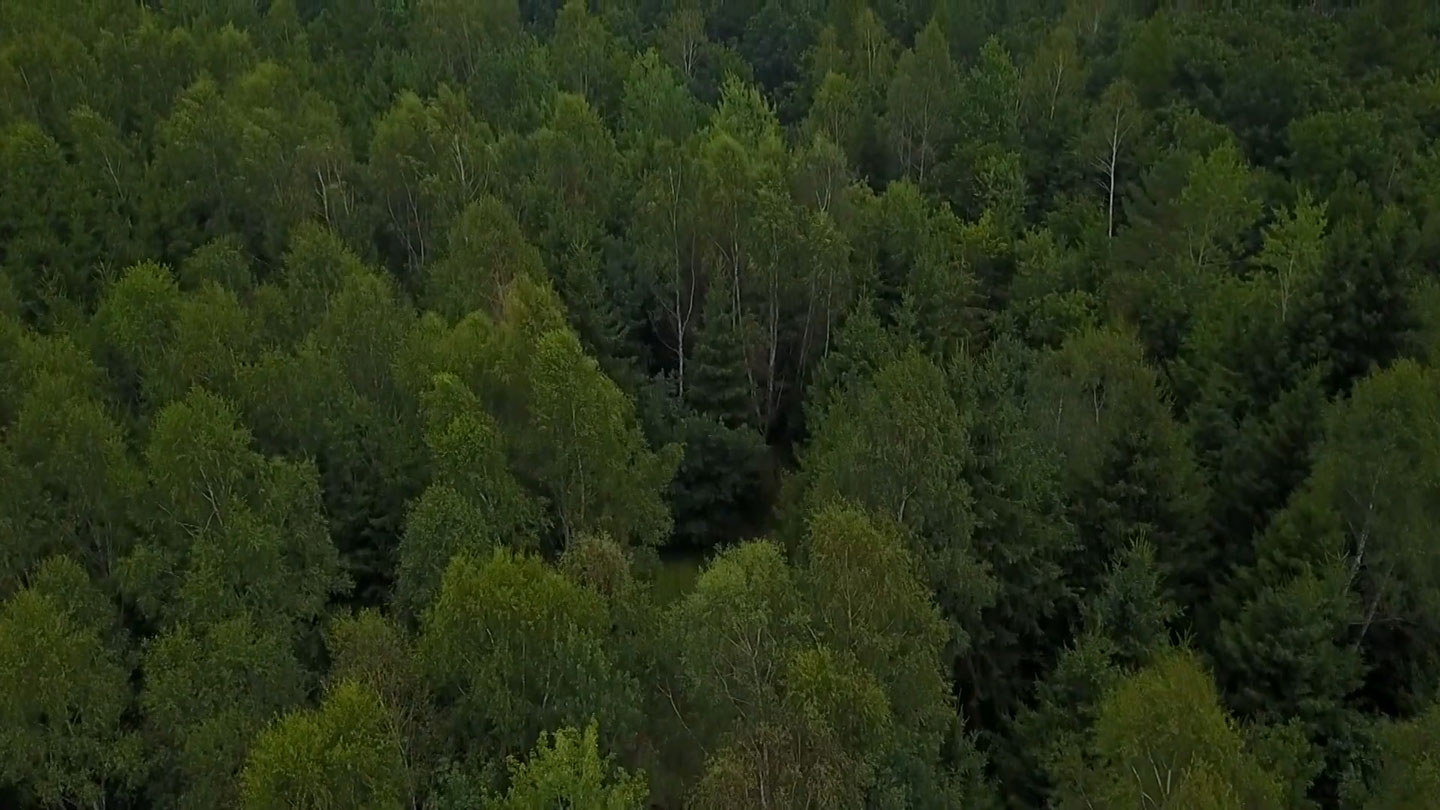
[3,0,1440,807]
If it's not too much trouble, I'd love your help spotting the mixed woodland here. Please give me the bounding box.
[3,0,1440,807]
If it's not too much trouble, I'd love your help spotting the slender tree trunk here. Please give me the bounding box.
[1107,112,1120,238]
[667,167,694,398]
[765,269,779,432]
[1049,55,1065,121]
[1354,580,1387,650]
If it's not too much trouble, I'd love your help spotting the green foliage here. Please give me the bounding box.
[1364,697,1440,810]
[0,573,141,809]
[620,49,702,148]
[1027,327,1209,609]
[669,539,865,808]
[149,63,354,262]
[91,260,182,410]
[884,20,957,184]
[122,388,346,630]
[489,722,647,810]
[142,615,307,810]
[417,277,679,552]
[406,0,521,88]
[1259,359,1440,714]
[804,501,948,718]
[663,408,767,548]
[419,551,639,762]
[424,197,542,321]
[2,353,143,583]
[241,680,408,810]
[666,540,803,738]
[326,609,435,800]
[950,340,1077,720]
[802,501,982,808]
[521,328,679,547]
[1215,563,1365,804]
[366,87,496,274]
[4,3,1440,809]
[396,372,543,615]
[665,514,988,810]
[1063,649,1289,810]
[803,347,995,657]
[812,342,954,501]
[524,92,626,253]
[1006,540,1178,808]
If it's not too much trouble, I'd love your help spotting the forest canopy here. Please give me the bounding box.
[2,0,1440,808]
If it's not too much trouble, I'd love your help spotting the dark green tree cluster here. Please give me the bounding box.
[3,0,1440,807]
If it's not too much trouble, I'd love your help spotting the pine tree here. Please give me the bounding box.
[687,290,754,429]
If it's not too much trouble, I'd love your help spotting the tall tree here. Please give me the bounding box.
[666,540,879,809]
[1060,649,1291,809]
[1259,359,1440,713]
[1025,327,1210,610]
[1005,540,1178,809]
[141,615,308,810]
[366,89,495,277]
[802,501,988,808]
[1082,80,1142,239]
[418,551,639,765]
[0,561,141,809]
[548,0,626,112]
[487,722,647,810]
[1363,695,1440,810]
[3,351,142,584]
[120,388,345,630]
[241,681,409,810]
[802,348,995,658]
[406,0,521,88]
[518,327,679,548]
[396,373,543,616]
[326,610,436,803]
[423,196,543,321]
[632,138,704,400]
[883,20,957,184]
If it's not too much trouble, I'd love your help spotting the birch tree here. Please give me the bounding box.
[1084,80,1142,238]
